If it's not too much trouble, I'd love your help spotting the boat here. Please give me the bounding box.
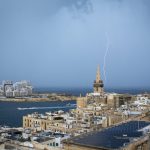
[66,103,71,106]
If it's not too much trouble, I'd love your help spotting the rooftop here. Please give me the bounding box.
[67,121,150,149]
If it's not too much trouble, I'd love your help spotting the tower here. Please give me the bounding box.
[93,65,104,94]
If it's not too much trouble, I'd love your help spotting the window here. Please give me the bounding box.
[56,143,58,147]
[53,142,55,146]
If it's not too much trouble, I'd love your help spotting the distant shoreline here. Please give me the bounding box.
[0,97,77,102]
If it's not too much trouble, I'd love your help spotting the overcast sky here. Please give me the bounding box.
[0,0,150,89]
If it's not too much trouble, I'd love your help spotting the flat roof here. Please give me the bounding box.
[36,137,54,143]
[68,121,150,149]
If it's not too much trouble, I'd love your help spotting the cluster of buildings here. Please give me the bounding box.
[0,126,69,150]
[1,66,150,150]
[0,80,33,98]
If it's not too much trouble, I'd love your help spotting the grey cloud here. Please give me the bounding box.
[61,0,93,14]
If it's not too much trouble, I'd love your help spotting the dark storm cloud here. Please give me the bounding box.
[61,0,92,13]
[0,0,92,19]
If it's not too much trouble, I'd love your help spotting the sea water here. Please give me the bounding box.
[0,100,76,127]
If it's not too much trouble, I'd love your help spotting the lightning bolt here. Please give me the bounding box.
[103,32,110,83]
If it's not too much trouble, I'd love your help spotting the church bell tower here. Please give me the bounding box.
[93,65,104,94]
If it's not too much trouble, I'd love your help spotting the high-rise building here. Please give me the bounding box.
[0,80,33,97]
[2,80,13,96]
[93,65,104,95]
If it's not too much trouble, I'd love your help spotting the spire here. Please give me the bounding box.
[93,65,104,94]
[96,65,101,82]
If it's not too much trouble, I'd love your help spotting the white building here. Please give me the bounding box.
[0,80,33,97]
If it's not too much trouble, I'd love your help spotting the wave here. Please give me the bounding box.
[17,105,76,110]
